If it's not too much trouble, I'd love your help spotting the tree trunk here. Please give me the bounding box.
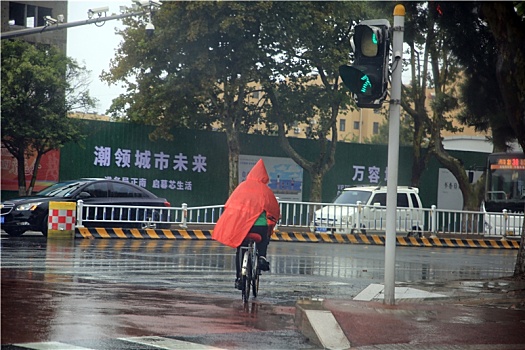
[16,151,27,196]
[28,151,44,196]
[224,123,240,196]
[514,203,525,279]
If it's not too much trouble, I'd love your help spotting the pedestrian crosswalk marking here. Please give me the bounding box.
[13,342,92,350]
[12,337,226,350]
[120,336,226,349]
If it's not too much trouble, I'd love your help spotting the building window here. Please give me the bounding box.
[9,3,52,28]
[339,119,346,132]
[353,121,360,130]
[373,122,379,135]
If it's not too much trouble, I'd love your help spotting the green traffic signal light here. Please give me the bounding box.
[339,65,374,95]
[359,26,380,57]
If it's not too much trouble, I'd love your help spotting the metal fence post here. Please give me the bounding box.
[180,203,188,228]
[356,201,362,234]
[76,200,84,228]
[430,205,437,239]
[501,209,508,241]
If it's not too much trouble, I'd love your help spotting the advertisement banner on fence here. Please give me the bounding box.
[239,155,303,201]
[1,147,60,192]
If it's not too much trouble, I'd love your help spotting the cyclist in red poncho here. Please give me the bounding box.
[212,159,280,290]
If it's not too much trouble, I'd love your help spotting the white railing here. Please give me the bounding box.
[75,199,523,238]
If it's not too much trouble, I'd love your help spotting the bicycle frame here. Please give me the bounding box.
[239,233,261,303]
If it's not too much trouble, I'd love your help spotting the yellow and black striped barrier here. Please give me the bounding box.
[75,227,519,249]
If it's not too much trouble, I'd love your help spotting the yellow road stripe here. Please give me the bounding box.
[334,234,346,243]
[409,237,420,246]
[95,227,110,238]
[130,229,143,238]
[145,229,160,239]
[178,230,191,239]
[420,238,432,247]
[193,230,207,240]
[162,229,176,239]
[319,233,333,243]
[359,234,370,244]
[347,235,358,244]
[294,233,308,242]
[466,239,477,248]
[372,235,383,245]
[306,232,319,242]
[77,227,93,238]
[501,240,511,249]
[114,228,127,238]
[397,237,408,246]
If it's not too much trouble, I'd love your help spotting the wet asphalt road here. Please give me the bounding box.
[1,235,518,349]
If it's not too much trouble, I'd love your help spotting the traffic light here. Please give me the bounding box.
[339,19,390,109]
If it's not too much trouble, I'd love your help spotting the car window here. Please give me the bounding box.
[370,193,386,206]
[110,183,145,198]
[410,193,420,208]
[334,190,372,205]
[37,181,86,197]
[83,182,109,198]
[397,193,409,207]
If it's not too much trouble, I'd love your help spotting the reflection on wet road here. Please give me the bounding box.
[1,237,517,349]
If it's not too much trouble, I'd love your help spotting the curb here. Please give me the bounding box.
[295,298,351,350]
[74,227,520,249]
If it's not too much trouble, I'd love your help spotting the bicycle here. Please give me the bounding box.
[239,232,262,303]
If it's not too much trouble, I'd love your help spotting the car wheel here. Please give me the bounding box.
[138,210,158,229]
[4,229,27,237]
[40,215,49,237]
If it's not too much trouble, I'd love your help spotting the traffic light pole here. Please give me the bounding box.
[384,4,405,306]
[1,11,145,40]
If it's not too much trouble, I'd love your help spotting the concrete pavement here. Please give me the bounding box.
[296,278,525,349]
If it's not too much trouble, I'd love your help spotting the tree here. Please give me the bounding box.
[1,40,94,195]
[257,1,366,201]
[102,2,271,195]
[103,1,375,201]
[479,2,525,278]
[393,2,485,212]
[428,2,525,278]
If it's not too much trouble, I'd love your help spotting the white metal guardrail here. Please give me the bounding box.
[76,200,523,238]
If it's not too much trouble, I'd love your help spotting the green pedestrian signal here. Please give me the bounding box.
[339,19,390,109]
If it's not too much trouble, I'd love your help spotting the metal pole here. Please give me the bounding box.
[384,4,405,306]
[1,11,146,40]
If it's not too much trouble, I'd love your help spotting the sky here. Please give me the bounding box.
[67,0,129,115]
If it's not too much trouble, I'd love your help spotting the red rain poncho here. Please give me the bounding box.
[212,159,280,248]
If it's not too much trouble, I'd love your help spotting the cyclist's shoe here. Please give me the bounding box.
[259,256,270,271]
[235,278,242,290]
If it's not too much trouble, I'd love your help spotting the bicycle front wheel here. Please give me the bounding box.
[242,253,252,303]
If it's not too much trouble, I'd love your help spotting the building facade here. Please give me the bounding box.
[1,1,68,51]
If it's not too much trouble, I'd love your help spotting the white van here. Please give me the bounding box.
[311,185,425,235]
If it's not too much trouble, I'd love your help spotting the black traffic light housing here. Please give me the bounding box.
[339,19,391,109]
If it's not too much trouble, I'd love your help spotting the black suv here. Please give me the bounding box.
[1,178,171,236]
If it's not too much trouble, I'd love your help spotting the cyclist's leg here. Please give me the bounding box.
[250,225,270,271]
[235,245,245,290]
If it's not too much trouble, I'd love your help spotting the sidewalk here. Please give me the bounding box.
[296,278,525,349]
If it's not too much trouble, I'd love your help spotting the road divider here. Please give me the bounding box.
[75,227,519,249]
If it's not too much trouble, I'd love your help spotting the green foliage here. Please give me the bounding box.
[364,113,414,146]
[1,39,93,193]
[102,1,270,136]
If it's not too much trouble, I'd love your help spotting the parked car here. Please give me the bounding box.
[311,185,424,235]
[0,178,171,237]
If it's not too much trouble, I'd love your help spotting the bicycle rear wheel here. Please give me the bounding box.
[252,255,259,298]
[242,252,252,303]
